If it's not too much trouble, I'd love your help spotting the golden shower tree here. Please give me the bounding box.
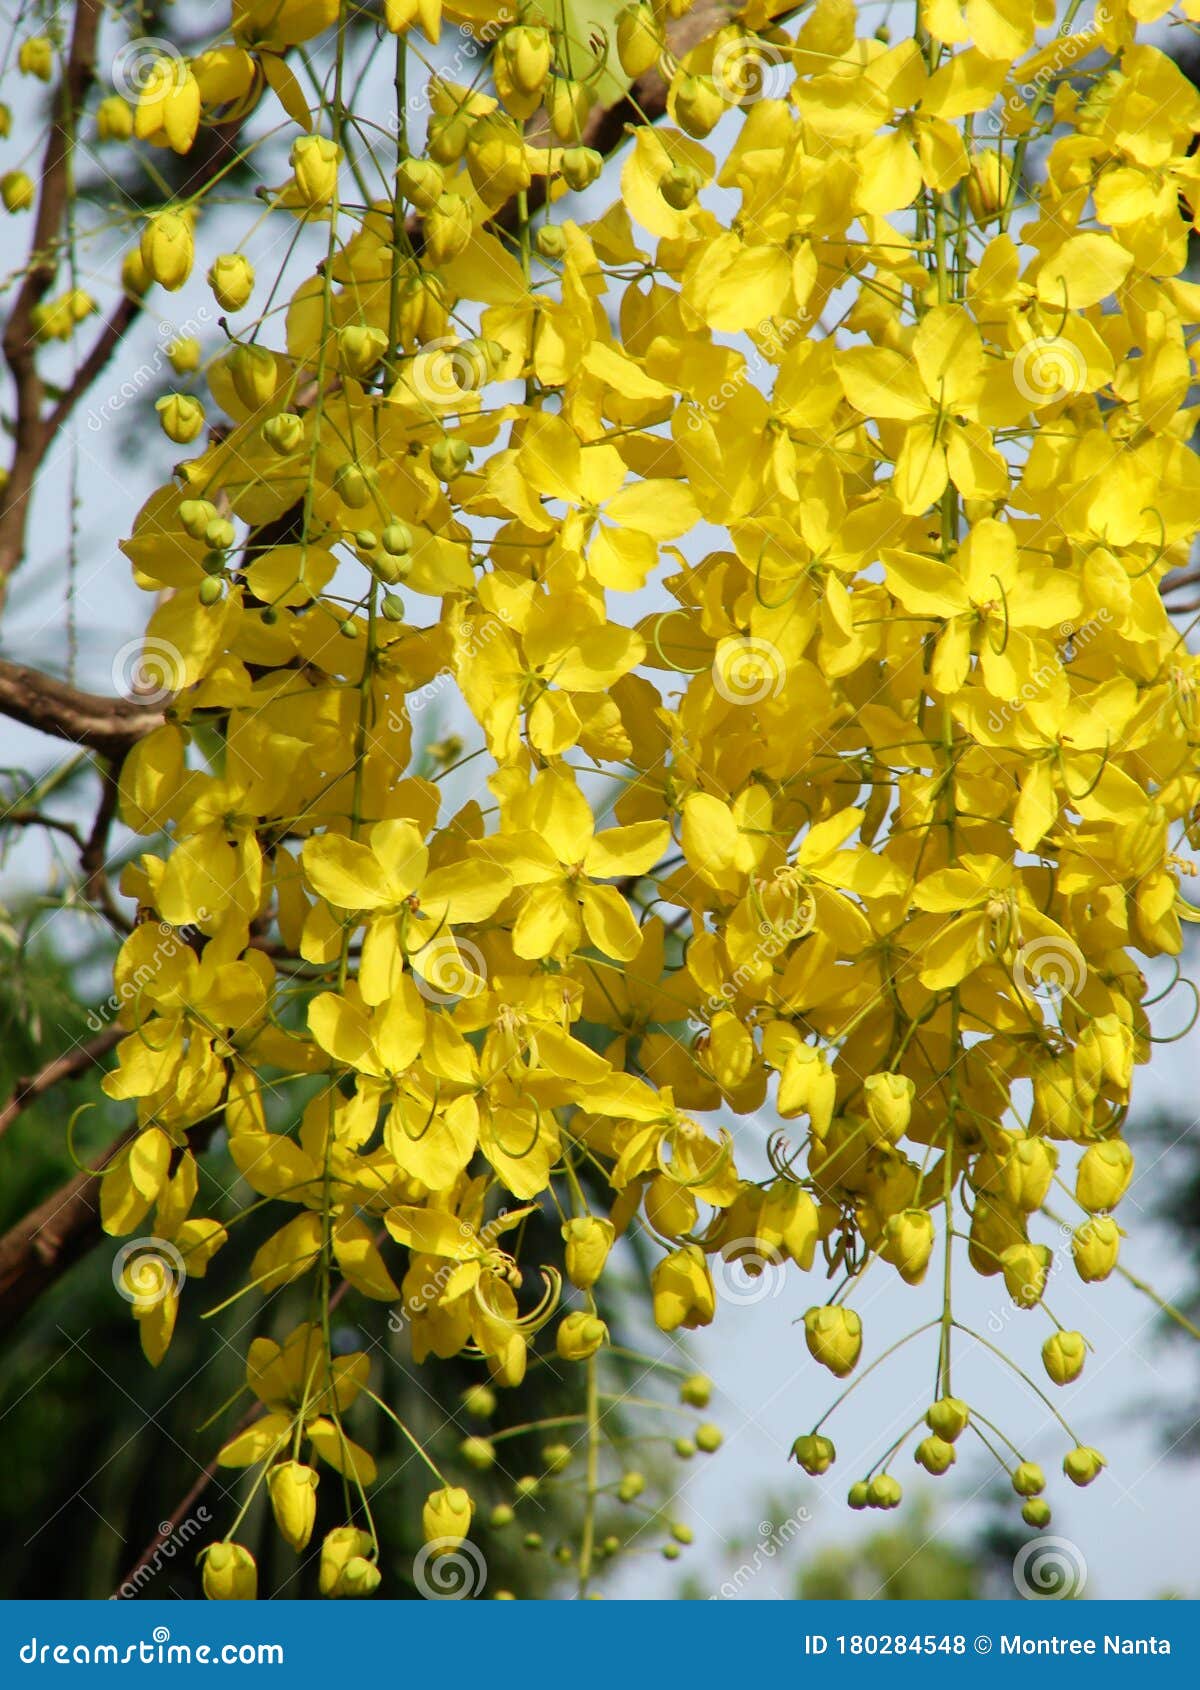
[2,0,1200,1598]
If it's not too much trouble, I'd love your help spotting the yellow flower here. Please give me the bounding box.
[804,1306,862,1377]
[208,253,255,311]
[556,1310,609,1361]
[652,1246,715,1333]
[1,171,34,213]
[488,767,667,963]
[140,212,195,291]
[422,1485,473,1548]
[156,394,205,444]
[302,819,512,1005]
[267,1461,319,1551]
[201,1542,257,1600]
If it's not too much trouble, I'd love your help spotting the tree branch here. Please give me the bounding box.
[0,1027,122,1144]
[0,657,164,754]
[0,0,102,613]
[0,1124,134,1334]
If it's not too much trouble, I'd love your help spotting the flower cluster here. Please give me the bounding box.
[29,0,1200,1593]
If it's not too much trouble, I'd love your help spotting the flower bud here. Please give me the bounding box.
[804,1305,862,1377]
[535,224,567,259]
[495,26,551,118]
[263,412,305,454]
[562,1216,615,1289]
[425,192,473,263]
[867,1473,902,1509]
[882,1208,935,1285]
[396,157,444,211]
[19,37,53,81]
[381,521,413,556]
[864,1072,913,1143]
[339,324,388,378]
[96,96,134,142]
[1011,1461,1045,1497]
[428,114,470,165]
[333,462,370,507]
[229,343,277,410]
[422,1485,473,1548]
[560,146,604,191]
[679,1373,711,1408]
[1,171,34,213]
[915,1436,956,1475]
[460,1436,496,1471]
[1094,1013,1134,1090]
[1063,1445,1106,1487]
[695,1423,723,1453]
[1001,1136,1058,1211]
[198,576,223,606]
[556,1310,609,1361]
[1021,1498,1052,1528]
[1042,1329,1087,1386]
[318,1526,374,1597]
[430,436,471,480]
[179,499,217,539]
[157,393,205,444]
[660,165,702,210]
[204,517,235,551]
[968,1193,1026,1277]
[672,74,726,138]
[847,1480,870,1509]
[208,253,255,311]
[790,1433,836,1475]
[465,115,531,202]
[548,78,592,143]
[1071,1215,1121,1282]
[134,59,200,154]
[167,336,202,374]
[201,1541,257,1600]
[926,1397,970,1442]
[1075,1139,1133,1213]
[617,1471,645,1503]
[999,1241,1051,1308]
[290,135,340,207]
[966,150,1012,221]
[673,1436,696,1459]
[121,248,152,297]
[462,1382,496,1418]
[491,1503,515,1527]
[652,1246,715,1332]
[267,1460,319,1551]
[541,1442,572,1474]
[616,4,664,78]
[140,211,194,291]
[339,1556,381,1597]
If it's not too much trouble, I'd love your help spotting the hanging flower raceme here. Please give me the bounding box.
[68,0,1200,1595]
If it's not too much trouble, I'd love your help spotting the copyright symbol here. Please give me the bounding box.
[974,1636,992,1655]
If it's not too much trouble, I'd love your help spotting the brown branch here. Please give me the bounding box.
[0,1026,122,1144]
[0,0,102,613]
[0,1123,134,1334]
[0,657,164,754]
